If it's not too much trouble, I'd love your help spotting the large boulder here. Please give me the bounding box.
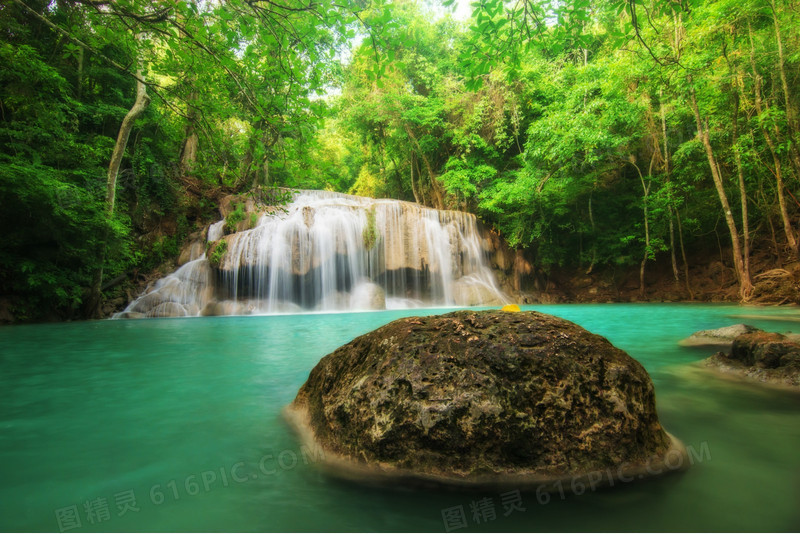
[704,331,800,388]
[679,324,762,349]
[286,310,686,490]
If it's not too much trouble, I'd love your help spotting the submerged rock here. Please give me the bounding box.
[286,310,686,490]
[679,324,762,349]
[704,331,800,388]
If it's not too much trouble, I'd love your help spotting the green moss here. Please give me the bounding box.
[249,212,258,228]
[363,207,378,251]
[207,239,228,268]
[225,202,245,234]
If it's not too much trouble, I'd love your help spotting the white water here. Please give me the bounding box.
[118,190,506,317]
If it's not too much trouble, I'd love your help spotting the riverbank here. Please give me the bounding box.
[506,245,800,306]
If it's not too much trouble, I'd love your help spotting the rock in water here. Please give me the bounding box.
[704,331,800,388]
[678,324,762,349]
[286,310,687,490]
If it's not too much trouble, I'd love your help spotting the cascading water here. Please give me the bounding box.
[118,190,507,318]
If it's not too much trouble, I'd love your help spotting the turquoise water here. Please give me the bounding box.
[1,304,799,532]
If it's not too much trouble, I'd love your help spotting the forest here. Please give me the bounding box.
[1,0,799,322]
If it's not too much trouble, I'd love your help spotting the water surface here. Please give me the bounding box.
[1,304,799,532]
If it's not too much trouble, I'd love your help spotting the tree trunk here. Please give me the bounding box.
[687,79,751,299]
[85,64,150,318]
[239,138,256,190]
[429,172,445,210]
[769,0,800,174]
[237,119,266,191]
[674,207,694,299]
[404,125,444,209]
[585,192,596,275]
[749,25,799,259]
[409,154,421,204]
[660,89,680,283]
[669,217,679,282]
[105,65,150,216]
[759,117,797,258]
[759,179,781,258]
[76,46,84,101]
[180,92,199,175]
[630,158,650,298]
[668,14,695,299]
[261,159,270,187]
[732,87,752,299]
[180,129,199,173]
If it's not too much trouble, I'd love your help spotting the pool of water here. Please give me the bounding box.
[1,304,799,532]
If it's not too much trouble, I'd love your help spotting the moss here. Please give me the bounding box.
[290,310,677,488]
[225,203,245,234]
[207,239,228,268]
[249,212,258,228]
[362,207,378,251]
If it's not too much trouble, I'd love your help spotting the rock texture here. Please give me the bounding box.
[451,277,505,306]
[704,331,800,388]
[177,240,205,267]
[349,282,386,310]
[286,310,686,489]
[679,324,762,349]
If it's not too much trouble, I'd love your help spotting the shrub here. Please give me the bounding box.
[207,239,228,268]
[225,203,245,234]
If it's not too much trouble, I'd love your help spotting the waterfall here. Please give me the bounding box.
[117,190,507,318]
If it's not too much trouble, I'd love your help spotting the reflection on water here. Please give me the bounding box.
[0,304,798,532]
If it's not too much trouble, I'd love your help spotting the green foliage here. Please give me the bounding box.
[325,0,800,282]
[349,166,384,198]
[225,203,246,234]
[207,239,228,268]
[2,0,799,321]
[1,0,359,320]
[143,235,180,271]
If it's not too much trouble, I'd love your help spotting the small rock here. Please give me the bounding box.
[703,331,800,388]
[679,324,762,349]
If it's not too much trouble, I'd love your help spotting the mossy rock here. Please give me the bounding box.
[206,239,227,269]
[704,331,800,388]
[286,310,686,490]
